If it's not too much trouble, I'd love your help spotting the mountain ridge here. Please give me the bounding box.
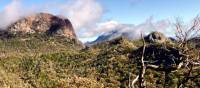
[0,13,77,40]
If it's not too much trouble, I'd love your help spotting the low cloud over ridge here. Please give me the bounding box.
[80,17,173,42]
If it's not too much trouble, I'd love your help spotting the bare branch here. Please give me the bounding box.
[175,16,200,47]
[139,33,146,88]
[131,75,139,88]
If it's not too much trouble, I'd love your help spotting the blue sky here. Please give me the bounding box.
[1,0,200,24]
[100,0,200,24]
[0,0,200,42]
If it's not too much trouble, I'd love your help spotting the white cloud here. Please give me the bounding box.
[81,17,173,42]
[0,0,23,29]
[59,0,103,30]
[0,0,103,34]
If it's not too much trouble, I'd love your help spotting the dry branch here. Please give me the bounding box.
[139,33,146,88]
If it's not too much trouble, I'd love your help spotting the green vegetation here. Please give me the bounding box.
[0,34,200,88]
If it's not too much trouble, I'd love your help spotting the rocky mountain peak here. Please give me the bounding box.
[7,13,77,39]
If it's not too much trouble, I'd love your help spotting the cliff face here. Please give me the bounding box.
[7,13,77,39]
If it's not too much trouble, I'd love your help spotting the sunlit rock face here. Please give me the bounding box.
[7,13,77,39]
[145,31,169,43]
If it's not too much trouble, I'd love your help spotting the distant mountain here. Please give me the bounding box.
[86,30,130,46]
[0,13,84,48]
[5,13,77,39]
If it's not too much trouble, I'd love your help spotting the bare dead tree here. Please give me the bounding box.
[139,33,147,88]
[130,34,146,88]
[130,18,200,87]
[175,16,200,48]
[175,16,200,65]
[175,16,200,87]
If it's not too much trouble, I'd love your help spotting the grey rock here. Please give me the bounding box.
[145,31,168,43]
[7,13,77,39]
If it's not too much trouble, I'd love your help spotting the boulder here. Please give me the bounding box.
[145,31,168,43]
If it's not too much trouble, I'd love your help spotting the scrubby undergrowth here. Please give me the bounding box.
[0,35,200,88]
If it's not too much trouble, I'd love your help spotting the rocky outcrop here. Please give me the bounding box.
[7,13,77,39]
[145,31,168,43]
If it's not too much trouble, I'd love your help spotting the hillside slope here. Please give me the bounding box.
[0,35,200,88]
[0,13,200,87]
